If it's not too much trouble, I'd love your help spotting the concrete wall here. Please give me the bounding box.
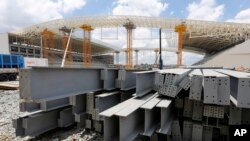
[201,40,250,68]
[0,33,10,54]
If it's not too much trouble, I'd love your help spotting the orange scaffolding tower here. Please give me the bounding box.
[124,22,136,69]
[80,24,94,67]
[41,29,55,63]
[175,23,187,66]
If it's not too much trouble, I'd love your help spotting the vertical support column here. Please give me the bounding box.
[154,49,159,65]
[159,28,163,69]
[49,34,55,64]
[80,24,94,67]
[41,34,48,59]
[61,32,67,59]
[124,22,136,69]
[175,23,186,66]
[135,50,139,66]
[115,51,120,65]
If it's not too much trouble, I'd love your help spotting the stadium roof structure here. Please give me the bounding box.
[12,15,250,54]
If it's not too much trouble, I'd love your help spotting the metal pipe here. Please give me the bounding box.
[61,29,73,67]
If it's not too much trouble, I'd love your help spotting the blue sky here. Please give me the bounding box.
[61,0,250,22]
[0,0,249,65]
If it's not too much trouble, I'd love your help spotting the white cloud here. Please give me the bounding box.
[170,11,174,16]
[227,8,250,23]
[112,0,168,16]
[187,0,224,21]
[0,0,86,32]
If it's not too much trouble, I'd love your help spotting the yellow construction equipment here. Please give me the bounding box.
[175,22,187,66]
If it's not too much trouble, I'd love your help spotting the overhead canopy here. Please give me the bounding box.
[12,15,250,54]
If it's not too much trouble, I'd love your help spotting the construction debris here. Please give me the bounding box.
[0,81,19,90]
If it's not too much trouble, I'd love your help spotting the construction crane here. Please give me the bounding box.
[175,22,187,66]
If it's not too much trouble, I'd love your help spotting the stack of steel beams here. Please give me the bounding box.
[13,67,250,141]
[14,67,137,137]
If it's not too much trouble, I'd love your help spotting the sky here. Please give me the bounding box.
[0,0,250,65]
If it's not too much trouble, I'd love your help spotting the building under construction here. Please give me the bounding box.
[1,15,250,141]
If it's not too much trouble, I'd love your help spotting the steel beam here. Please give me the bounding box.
[118,70,139,91]
[101,69,118,90]
[229,105,242,125]
[191,123,203,141]
[70,94,86,114]
[202,69,218,104]
[58,107,74,127]
[216,69,250,108]
[189,69,203,101]
[202,126,213,141]
[20,67,103,101]
[19,101,40,112]
[16,109,60,137]
[192,101,203,121]
[20,98,70,112]
[100,97,136,118]
[40,97,70,111]
[86,92,95,114]
[183,120,192,141]
[171,120,182,141]
[95,91,121,112]
[104,116,119,141]
[119,109,144,141]
[75,112,88,128]
[140,96,161,137]
[156,99,173,135]
[135,71,156,97]
[183,97,193,118]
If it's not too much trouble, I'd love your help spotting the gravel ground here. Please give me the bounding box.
[0,90,103,141]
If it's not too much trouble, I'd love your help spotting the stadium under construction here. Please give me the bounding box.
[1,15,250,141]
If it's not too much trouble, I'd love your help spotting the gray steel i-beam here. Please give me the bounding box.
[189,69,203,101]
[119,109,144,141]
[104,116,119,141]
[70,94,86,114]
[183,120,192,141]
[14,109,61,137]
[101,69,119,90]
[203,69,230,105]
[19,101,40,112]
[20,97,70,112]
[135,71,156,97]
[20,67,103,102]
[156,99,173,135]
[140,96,161,137]
[58,107,74,127]
[191,123,203,141]
[118,69,139,91]
[40,97,70,111]
[216,69,250,108]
